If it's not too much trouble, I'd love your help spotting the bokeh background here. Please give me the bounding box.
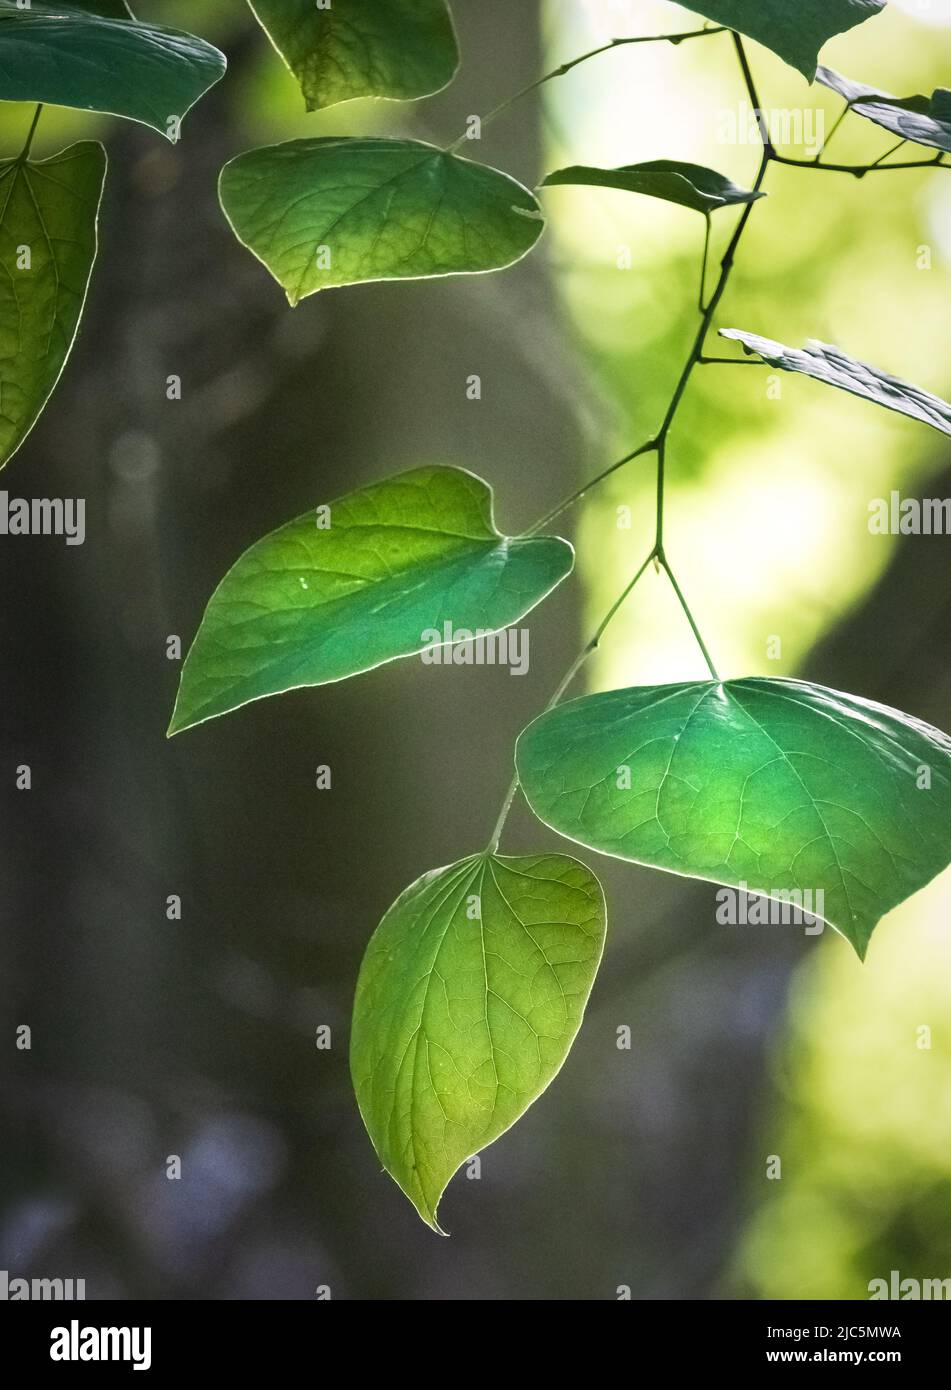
[1,0,950,1300]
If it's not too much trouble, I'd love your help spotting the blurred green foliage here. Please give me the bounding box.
[546,0,951,1298]
[730,874,951,1298]
[0,0,947,1293]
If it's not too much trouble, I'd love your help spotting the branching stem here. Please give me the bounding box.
[449,27,726,152]
[487,548,655,852]
[774,150,946,176]
[488,27,946,849]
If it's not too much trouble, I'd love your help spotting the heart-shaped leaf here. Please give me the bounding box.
[218,137,544,305]
[169,466,573,735]
[678,1,885,82]
[0,0,226,139]
[351,852,606,1232]
[541,160,765,215]
[818,66,951,156]
[516,678,951,959]
[720,330,951,437]
[247,0,459,112]
[0,141,106,472]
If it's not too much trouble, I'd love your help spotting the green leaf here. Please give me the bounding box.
[350,852,606,1232]
[0,141,106,472]
[541,160,765,215]
[247,0,459,112]
[818,66,951,156]
[516,678,951,959]
[0,0,226,139]
[218,137,545,305]
[719,330,951,437]
[678,0,885,81]
[169,466,573,736]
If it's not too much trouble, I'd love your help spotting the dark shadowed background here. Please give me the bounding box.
[1,0,950,1300]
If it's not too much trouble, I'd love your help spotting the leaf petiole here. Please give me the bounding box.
[448,27,727,153]
[870,138,909,168]
[18,104,43,163]
[487,547,656,853]
[658,554,720,681]
[813,103,849,164]
[698,213,712,312]
[526,437,658,537]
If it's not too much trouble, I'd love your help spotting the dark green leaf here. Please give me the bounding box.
[351,852,606,1231]
[219,137,544,304]
[0,141,106,471]
[679,0,885,81]
[169,466,573,735]
[516,678,951,959]
[720,329,951,437]
[247,0,459,112]
[0,0,226,139]
[541,159,765,214]
[818,66,951,156]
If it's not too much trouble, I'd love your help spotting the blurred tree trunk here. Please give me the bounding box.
[3,0,950,1301]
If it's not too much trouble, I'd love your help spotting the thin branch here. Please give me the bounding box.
[774,150,946,176]
[870,138,909,168]
[698,355,762,366]
[487,549,656,852]
[449,27,727,151]
[699,214,712,312]
[814,104,849,164]
[660,557,720,681]
[527,438,658,536]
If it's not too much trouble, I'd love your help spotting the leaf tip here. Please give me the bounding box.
[165,704,191,738]
[849,929,871,964]
[421,1209,450,1238]
[396,1172,450,1235]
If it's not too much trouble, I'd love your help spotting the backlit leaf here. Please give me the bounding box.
[517,678,951,959]
[0,141,106,471]
[247,0,459,112]
[351,852,606,1231]
[218,137,544,304]
[678,0,885,81]
[169,466,573,735]
[720,330,951,437]
[0,0,226,138]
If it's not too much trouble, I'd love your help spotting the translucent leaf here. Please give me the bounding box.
[247,0,458,112]
[0,141,106,471]
[351,852,606,1231]
[169,466,573,735]
[517,678,951,958]
[0,0,226,138]
[219,136,544,304]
